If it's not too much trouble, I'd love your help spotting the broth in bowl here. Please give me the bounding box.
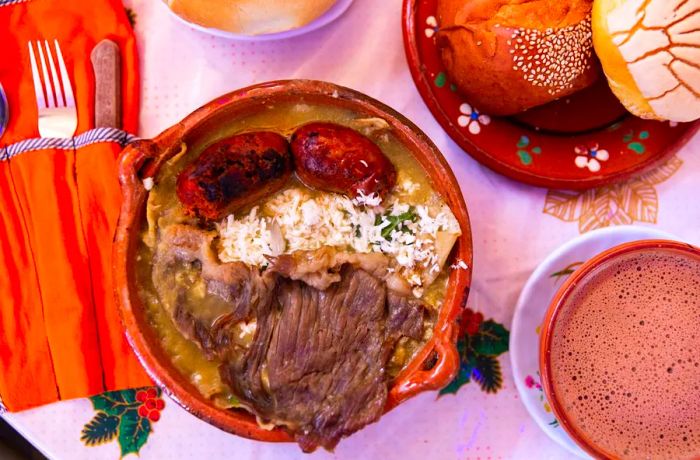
[133,100,465,451]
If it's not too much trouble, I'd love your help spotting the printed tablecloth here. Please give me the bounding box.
[3,0,699,458]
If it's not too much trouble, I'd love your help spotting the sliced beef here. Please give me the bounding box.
[221,266,393,451]
[151,226,426,451]
[387,292,425,341]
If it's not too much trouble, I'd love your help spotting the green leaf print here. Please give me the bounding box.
[439,352,476,396]
[82,386,164,456]
[471,320,509,356]
[518,150,533,165]
[628,142,645,154]
[439,366,471,396]
[434,72,447,88]
[90,389,140,417]
[515,135,541,165]
[81,412,119,446]
[438,310,510,397]
[623,130,649,154]
[118,409,152,457]
[472,355,503,393]
[517,136,530,148]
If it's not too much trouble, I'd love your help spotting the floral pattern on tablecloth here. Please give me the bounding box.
[81,387,163,457]
[543,156,683,233]
[439,307,510,395]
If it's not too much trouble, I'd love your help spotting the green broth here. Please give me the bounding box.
[136,101,450,408]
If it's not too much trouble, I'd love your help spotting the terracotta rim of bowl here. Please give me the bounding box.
[539,239,700,459]
[113,79,473,445]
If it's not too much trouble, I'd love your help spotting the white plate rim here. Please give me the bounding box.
[165,0,355,41]
[509,225,680,458]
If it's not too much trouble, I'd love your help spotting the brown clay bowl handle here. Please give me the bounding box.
[385,233,470,409]
[119,140,159,186]
[114,138,164,349]
[388,330,460,409]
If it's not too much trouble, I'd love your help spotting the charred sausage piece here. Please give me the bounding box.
[176,131,292,220]
[290,122,397,200]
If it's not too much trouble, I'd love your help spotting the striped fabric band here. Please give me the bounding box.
[1,127,138,160]
[0,0,31,6]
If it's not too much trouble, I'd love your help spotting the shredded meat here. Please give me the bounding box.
[153,224,274,359]
[267,246,390,290]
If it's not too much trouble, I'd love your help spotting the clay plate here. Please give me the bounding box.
[402,0,700,189]
[114,80,473,444]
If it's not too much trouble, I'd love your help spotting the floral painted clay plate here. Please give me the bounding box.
[510,225,679,458]
[402,0,700,189]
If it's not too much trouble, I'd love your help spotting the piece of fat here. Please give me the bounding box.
[352,117,391,137]
[166,142,188,166]
[268,219,286,256]
[386,272,412,296]
[143,143,188,248]
[143,188,160,248]
[423,230,459,286]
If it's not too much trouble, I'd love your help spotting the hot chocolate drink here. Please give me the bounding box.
[547,246,700,459]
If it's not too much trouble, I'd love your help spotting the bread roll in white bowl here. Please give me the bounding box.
[165,0,339,36]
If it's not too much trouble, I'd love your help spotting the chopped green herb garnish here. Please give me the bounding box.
[376,207,417,240]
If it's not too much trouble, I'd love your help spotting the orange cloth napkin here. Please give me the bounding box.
[0,0,151,412]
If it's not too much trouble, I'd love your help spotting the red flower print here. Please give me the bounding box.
[460,308,484,337]
[525,375,535,388]
[136,388,164,423]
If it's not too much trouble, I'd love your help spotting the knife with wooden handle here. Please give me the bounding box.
[90,39,121,129]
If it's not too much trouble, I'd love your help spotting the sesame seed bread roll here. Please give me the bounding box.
[436,0,601,116]
[592,0,700,122]
[164,0,338,36]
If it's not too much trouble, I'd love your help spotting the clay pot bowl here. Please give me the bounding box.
[114,79,473,444]
[539,239,700,459]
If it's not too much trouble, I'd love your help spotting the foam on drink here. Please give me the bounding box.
[549,247,700,459]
